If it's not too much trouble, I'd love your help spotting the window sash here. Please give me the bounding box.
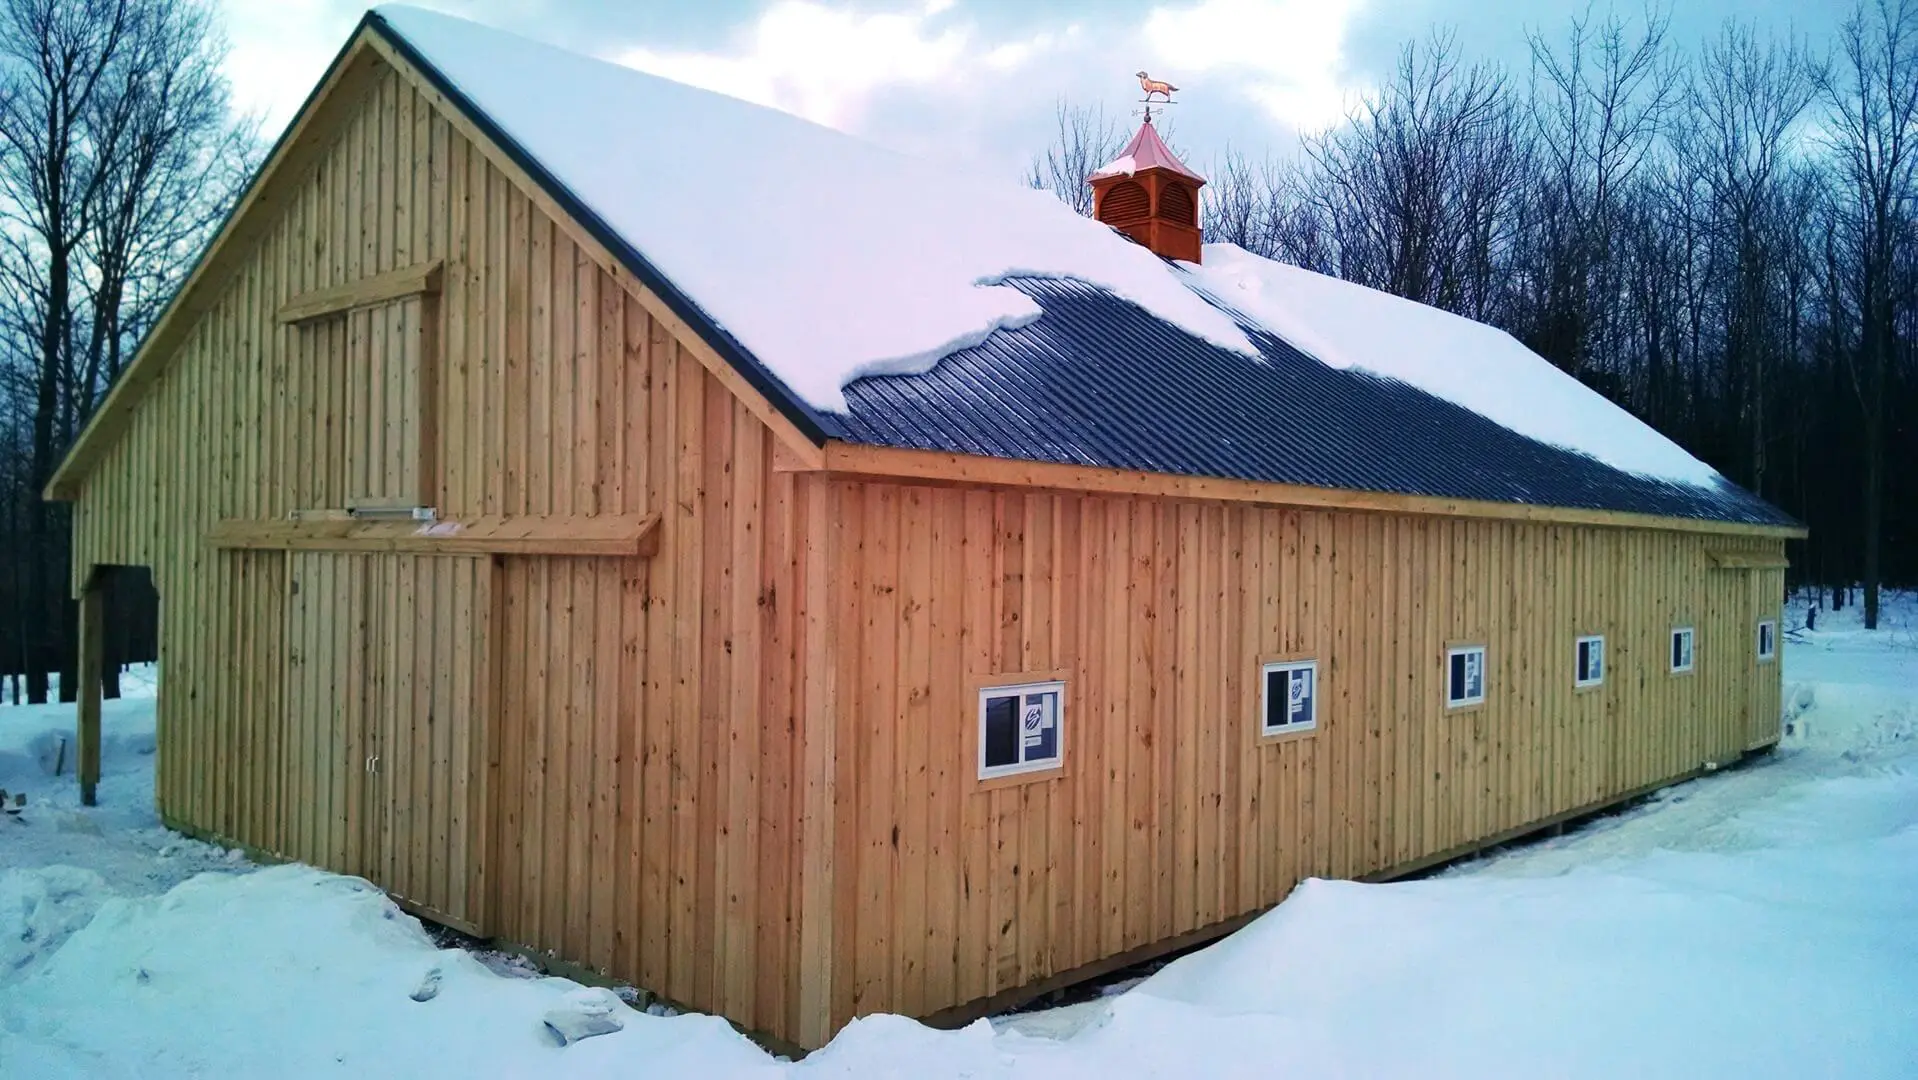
[1575,636,1604,687]
[1671,628,1695,673]
[1261,660,1318,734]
[1757,620,1776,661]
[978,681,1064,779]
[1447,646,1486,707]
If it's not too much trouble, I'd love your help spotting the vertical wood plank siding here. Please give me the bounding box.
[62,45,1791,1051]
[823,480,1786,1033]
[66,60,808,1041]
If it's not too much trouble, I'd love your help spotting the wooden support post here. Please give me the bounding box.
[77,568,106,806]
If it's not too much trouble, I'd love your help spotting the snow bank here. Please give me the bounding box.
[0,866,109,984]
[1182,244,1724,485]
[10,636,1917,1077]
[3,865,782,1078]
[1,666,237,898]
[374,5,1256,414]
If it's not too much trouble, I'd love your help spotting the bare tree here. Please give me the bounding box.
[1521,5,1679,376]
[1275,33,1526,320]
[1676,22,1814,492]
[1027,100,1128,216]
[0,0,254,700]
[1811,0,1918,630]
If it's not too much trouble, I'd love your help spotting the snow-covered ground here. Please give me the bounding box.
[4,594,1916,1078]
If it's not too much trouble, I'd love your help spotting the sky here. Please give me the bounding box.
[218,0,1852,182]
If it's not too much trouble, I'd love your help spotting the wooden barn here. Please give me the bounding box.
[46,7,1803,1051]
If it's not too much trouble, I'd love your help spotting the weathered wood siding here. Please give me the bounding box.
[280,551,493,930]
[65,49,810,1042]
[822,480,1786,1030]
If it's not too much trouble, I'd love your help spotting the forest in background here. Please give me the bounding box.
[0,0,1910,703]
[0,0,253,701]
[1032,2,1918,629]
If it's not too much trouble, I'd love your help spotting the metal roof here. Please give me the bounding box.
[831,278,1794,527]
[377,12,1786,528]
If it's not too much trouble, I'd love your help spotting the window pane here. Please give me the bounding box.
[1023,691,1058,762]
[1577,640,1591,681]
[1291,668,1314,725]
[1672,633,1683,669]
[1265,668,1288,729]
[1449,652,1466,701]
[984,695,1019,768]
[1465,650,1483,698]
[1592,640,1604,679]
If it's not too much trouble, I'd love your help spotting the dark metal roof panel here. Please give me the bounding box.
[835,278,1794,527]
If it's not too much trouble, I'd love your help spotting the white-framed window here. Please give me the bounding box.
[1757,620,1777,663]
[1446,645,1486,708]
[1670,627,1695,673]
[978,680,1064,780]
[1261,659,1319,735]
[1575,635,1605,688]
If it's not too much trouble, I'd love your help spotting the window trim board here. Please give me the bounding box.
[1670,626,1697,674]
[1258,656,1321,741]
[970,671,1070,790]
[1445,643,1488,710]
[1575,633,1606,689]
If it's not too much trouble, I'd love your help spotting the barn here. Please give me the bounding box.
[46,6,1803,1051]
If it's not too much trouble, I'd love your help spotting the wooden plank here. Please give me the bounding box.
[1705,549,1791,570]
[206,513,661,557]
[276,252,442,325]
[76,569,106,806]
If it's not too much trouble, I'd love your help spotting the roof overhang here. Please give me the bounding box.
[790,441,1810,540]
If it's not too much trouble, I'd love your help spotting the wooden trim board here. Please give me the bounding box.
[276,260,443,324]
[1706,550,1792,569]
[208,513,661,557]
[803,442,1810,540]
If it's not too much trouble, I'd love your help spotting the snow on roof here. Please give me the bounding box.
[374,6,1256,413]
[1182,244,1725,487]
[375,7,1722,491]
[1091,120,1203,182]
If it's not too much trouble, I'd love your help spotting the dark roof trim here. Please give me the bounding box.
[365,11,834,446]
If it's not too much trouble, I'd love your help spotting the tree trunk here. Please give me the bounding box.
[1862,417,1881,630]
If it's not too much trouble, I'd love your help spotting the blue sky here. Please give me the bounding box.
[220,0,1850,181]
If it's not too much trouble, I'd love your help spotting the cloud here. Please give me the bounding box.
[218,0,365,134]
[609,0,1062,132]
[219,0,549,138]
[1143,0,1367,131]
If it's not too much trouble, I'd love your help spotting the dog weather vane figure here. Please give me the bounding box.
[1134,70,1179,123]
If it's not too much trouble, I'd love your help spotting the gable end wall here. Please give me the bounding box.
[66,45,816,1044]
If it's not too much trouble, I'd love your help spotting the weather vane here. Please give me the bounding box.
[1134,70,1179,124]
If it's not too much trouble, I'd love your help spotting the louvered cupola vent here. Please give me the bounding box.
[1101,181,1150,222]
[1160,182,1196,226]
[1088,116,1206,263]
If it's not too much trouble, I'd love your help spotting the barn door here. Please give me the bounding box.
[363,554,495,934]
[283,552,494,934]
[1745,570,1782,752]
[283,552,377,878]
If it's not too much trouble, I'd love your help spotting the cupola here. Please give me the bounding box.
[1089,115,1205,263]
